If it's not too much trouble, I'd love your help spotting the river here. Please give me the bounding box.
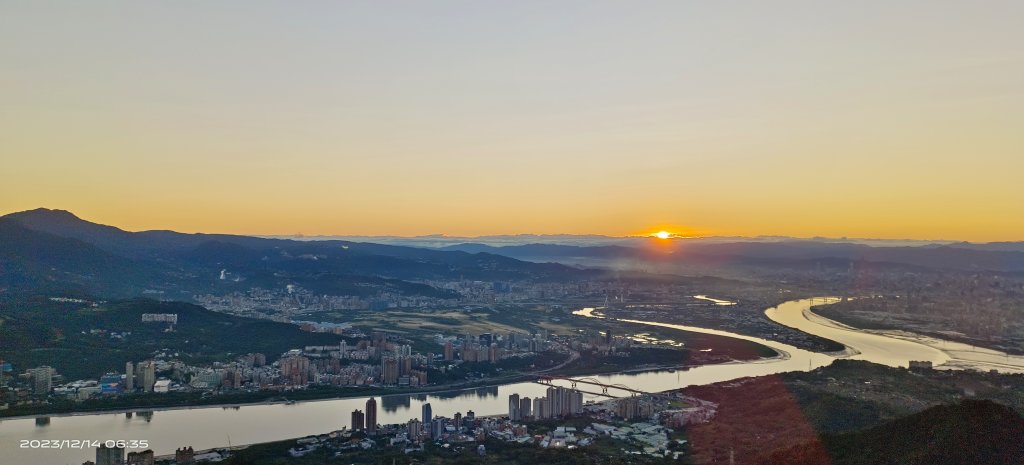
[3,297,1023,465]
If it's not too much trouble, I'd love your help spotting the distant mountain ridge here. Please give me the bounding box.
[0,208,597,299]
[3,208,1023,302]
[273,232,970,249]
[438,239,1024,273]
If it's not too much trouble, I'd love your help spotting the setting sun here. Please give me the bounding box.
[655,231,671,239]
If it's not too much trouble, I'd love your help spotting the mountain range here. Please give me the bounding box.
[0,208,597,298]
[436,240,1024,273]
[3,208,1023,302]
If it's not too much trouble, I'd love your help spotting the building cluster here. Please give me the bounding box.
[508,386,585,421]
[267,332,436,388]
[283,392,690,461]
[2,360,162,406]
[346,388,593,455]
[3,324,565,410]
[48,360,169,401]
[583,421,677,456]
[612,396,660,421]
[192,279,651,324]
[656,397,718,428]
[341,400,516,452]
[80,444,155,465]
[79,444,226,465]
[71,390,709,464]
[439,330,551,363]
[194,285,454,321]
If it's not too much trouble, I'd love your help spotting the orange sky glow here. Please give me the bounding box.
[2,2,1021,241]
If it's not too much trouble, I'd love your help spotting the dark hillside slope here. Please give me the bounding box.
[0,219,161,296]
[3,209,589,278]
[2,209,594,299]
[758,399,1024,465]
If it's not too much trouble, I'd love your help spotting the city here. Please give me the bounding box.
[3,2,1023,464]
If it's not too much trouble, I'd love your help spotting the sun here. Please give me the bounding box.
[655,231,671,240]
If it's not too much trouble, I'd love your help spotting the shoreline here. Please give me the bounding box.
[0,360,743,422]
[802,303,1024,374]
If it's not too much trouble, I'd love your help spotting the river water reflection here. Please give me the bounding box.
[4,297,1020,464]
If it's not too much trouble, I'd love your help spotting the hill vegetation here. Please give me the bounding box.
[0,296,342,379]
[758,399,1024,465]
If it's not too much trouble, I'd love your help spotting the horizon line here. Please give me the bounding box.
[2,207,1013,245]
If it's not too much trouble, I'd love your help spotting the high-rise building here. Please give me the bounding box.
[461,342,477,362]
[399,356,413,376]
[508,393,521,421]
[453,411,463,430]
[225,367,243,389]
[520,396,532,420]
[616,397,640,420]
[536,386,582,417]
[546,386,562,418]
[443,341,454,361]
[279,355,310,385]
[533,397,548,419]
[124,362,134,392]
[31,366,54,395]
[126,449,154,465]
[568,389,583,415]
[365,397,378,434]
[381,357,399,385]
[479,333,492,347]
[351,409,365,431]
[432,418,445,439]
[136,361,156,393]
[174,447,194,465]
[407,418,422,439]
[96,444,125,465]
[422,402,432,425]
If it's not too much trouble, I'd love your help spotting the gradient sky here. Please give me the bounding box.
[2,1,1022,240]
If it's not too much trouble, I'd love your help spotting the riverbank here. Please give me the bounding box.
[815,304,1024,356]
[805,305,1024,374]
[0,357,741,422]
[5,312,783,420]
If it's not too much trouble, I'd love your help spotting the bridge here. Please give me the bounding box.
[535,375,673,400]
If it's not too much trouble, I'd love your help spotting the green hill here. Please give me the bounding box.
[0,296,342,380]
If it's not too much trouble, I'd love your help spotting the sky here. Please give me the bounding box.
[2,1,1022,241]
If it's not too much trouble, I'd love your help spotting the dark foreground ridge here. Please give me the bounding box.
[758,399,1024,465]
